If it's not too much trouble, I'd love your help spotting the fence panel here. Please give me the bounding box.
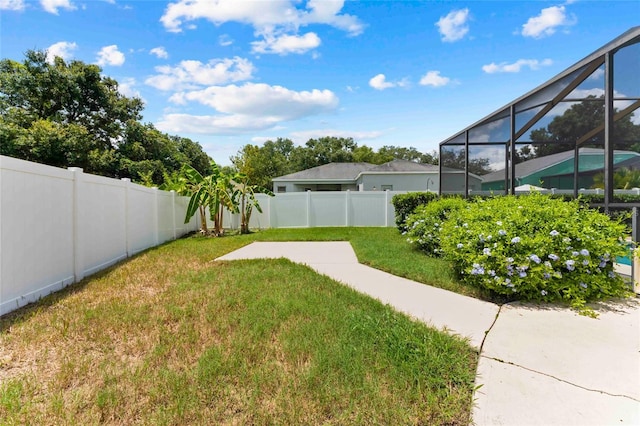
[0,157,75,315]
[349,192,389,227]
[1,156,197,316]
[310,192,348,227]
[270,193,309,228]
[76,171,127,277]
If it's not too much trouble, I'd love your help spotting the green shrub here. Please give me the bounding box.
[405,198,468,256]
[392,192,439,231]
[439,193,630,312]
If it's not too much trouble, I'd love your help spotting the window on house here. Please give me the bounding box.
[381,185,393,191]
[277,186,286,193]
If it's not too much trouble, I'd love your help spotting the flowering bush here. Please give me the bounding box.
[405,197,468,255]
[438,193,630,311]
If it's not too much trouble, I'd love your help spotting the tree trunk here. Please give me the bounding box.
[199,206,208,234]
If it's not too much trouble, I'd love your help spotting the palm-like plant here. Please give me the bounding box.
[181,163,238,235]
[232,173,274,234]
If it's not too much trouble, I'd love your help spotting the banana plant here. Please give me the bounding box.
[182,162,238,235]
[232,173,274,234]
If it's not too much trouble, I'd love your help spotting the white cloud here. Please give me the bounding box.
[40,0,75,14]
[150,46,169,59]
[145,57,254,91]
[0,0,25,11]
[252,31,321,55]
[289,129,382,143]
[157,83,339,134]
[219,34,233,46]
[96,45,125,66]
[588,68,604,81]
[369,74,407,90]
[436,8,470,42]
[117,77,143,99]
[160,0,363,35]
[482,58,552,73]
[521,5,576,39]
[46,41,77,63]
[419,70,451,87]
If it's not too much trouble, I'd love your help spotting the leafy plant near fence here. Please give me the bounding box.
[404,198,468,255]
[391,192,439,231]
[405,193,632,313]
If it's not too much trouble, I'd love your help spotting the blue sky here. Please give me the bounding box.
[1,0,638,166]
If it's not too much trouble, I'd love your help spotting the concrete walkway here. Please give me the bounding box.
[216,242,640,425]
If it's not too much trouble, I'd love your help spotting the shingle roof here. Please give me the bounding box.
[365,160,439,173]
[273,162,375,181]
[481,148,640,183]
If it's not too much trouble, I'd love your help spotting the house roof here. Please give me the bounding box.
[481,148,640,183]
[272,160,441,182]
[273,162,375,181]
[364,159,439,173]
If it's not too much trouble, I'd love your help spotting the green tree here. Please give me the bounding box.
[290,136,357,170]
[231,138,297,190]
[1,50,213,184]
[377,145,438,164]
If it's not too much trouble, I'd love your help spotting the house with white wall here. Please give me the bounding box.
[272,160,481,193]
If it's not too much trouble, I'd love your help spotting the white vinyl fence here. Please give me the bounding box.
[215,190,404,230]
[0,155,198,316]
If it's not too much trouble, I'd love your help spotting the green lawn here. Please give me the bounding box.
[0,227,478,425]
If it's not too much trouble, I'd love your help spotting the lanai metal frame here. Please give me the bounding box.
[438,27,640,211]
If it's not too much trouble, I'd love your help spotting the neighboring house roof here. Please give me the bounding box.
[273,162,375,181]
[481,148,640,183]
[273,160,444,183]
[364,159,439,173]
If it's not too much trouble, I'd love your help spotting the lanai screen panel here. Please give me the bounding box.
[439,27,640,203]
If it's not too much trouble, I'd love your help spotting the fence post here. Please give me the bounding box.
[171,190,177,240]
[69,167,84,282]
[345,190,350,226]
[121,178,131,257]
[306,190,311,228]
[153,187,159,246]
[385,190,390,227]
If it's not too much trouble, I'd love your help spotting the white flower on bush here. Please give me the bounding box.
[550,230,559,237]
[511,237,521,244]
[457,243,464,249]
[529,254,541,264]
[498,229,507,236]
[483,247,491,256]
[471,263,485,275]
[565,259,576,271]
[580,249,590,257]
[496,221,502,226]
[548,254,559,261]
[541,290,547,296]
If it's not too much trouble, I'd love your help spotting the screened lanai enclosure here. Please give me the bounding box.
[439,27,640,211]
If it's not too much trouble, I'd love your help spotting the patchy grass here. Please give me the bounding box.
[0,228,477,425]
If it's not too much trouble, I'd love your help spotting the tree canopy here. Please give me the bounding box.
[0,50,212,184]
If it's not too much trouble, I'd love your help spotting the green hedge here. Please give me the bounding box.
[391,192,439,231]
